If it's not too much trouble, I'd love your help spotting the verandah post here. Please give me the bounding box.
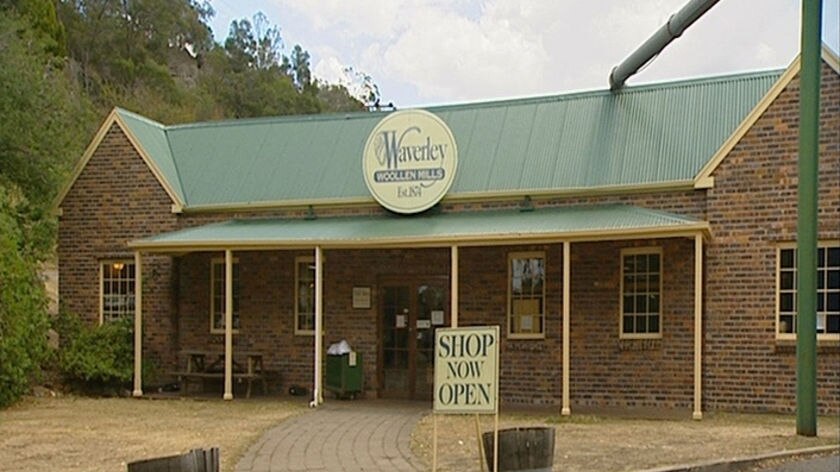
[561,241,571,416]
[451,245,459,328]
[224,249,234,400]
[132,251,143,397]
[313,246,324,406]
[693,233,704,420]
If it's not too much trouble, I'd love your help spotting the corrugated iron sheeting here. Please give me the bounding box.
[120,71,782,208]
[131,204,705,248]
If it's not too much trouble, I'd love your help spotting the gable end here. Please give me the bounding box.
[54,108,184,213]
[694,44,840,188]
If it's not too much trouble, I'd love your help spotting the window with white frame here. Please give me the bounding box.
[620,248,662,338]
[210,258,240,333]
[777,243,840,338]
[295,256,315,335]
[508,252,545,338]
[101,260,135,323]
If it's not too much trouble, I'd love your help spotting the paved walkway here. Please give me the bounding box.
[236,400,428,472]
[759,454,840,472]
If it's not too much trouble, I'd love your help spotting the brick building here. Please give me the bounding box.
[56,48,839,416]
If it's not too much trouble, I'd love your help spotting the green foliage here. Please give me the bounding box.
[57,315,135,391]
[0,11,95,221]
[51,310,82,347]
[2,0,67,55]
[224,12,282,72]
[54,3,370,122]
[0,184,50,408]
[289,45,312,91]
[202,12,323,119]
[57,0,213,103]
[317,83,367,113]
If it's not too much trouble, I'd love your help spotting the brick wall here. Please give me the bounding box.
[58,124,179,370]
[568,239,695,409]
[171,240,695,408]
[457,244,563,406]
[175,248,452,396]
[704,63,840,413]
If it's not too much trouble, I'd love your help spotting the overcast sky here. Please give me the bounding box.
[207,0,840,108]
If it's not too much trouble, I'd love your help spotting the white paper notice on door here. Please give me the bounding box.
[417,319,431,329]
[431,310,444,325]
[396,314,407,328]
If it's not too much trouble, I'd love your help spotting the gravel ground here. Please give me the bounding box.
[410,410,840,471]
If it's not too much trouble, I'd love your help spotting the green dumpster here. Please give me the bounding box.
[326,352,363,399]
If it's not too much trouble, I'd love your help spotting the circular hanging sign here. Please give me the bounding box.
[363,109,458,214]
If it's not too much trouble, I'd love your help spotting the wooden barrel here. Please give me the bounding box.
[127,447,219,472]
[482,427,555,472]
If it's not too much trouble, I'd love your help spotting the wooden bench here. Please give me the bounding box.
[172,371,267,398]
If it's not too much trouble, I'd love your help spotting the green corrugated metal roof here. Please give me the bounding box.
[117,109,186,204]
[129,204,708,250]
[117,69,782,209]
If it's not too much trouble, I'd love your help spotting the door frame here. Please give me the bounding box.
[377,275,449,399]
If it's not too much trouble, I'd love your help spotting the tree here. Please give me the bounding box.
[0,10,93,407]
[290,44,312,92]
[317,83,367,113]
[2,0,67,55]
[56,0,213,116]
[53,2,370,121]
[223,12,282,72]
[199,12,322,118]
[0,10,93,216]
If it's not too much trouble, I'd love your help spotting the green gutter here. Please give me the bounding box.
[796,0,821,438]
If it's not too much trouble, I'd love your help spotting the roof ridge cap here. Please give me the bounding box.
[115,107,167,128]
[166,110,382,131]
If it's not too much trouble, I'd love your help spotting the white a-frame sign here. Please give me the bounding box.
[432,326,500,471]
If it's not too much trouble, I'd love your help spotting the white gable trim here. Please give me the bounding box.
[694,45,840,189]
[53,108,185,212]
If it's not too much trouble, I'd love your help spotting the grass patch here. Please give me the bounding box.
[412,410,840,472]
[0,395,306,472]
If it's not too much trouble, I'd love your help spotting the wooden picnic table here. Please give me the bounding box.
[174,350,267,398]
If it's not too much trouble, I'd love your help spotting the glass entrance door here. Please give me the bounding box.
[382,285,411,396]
[380,280,447,399]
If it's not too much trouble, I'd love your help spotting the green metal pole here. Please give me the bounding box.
[796,0,821,437]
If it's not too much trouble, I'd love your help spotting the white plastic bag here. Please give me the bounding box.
[327,339,352,355]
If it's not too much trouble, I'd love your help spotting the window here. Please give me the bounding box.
[101,261,135,323]
[210,258,240,333]
[508,252,545,338]
[777,243,840,338]
[620,248,662,338]
[295,256,315,335]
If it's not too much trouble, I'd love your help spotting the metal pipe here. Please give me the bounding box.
[796,0,822,438]
[609,0,720,90]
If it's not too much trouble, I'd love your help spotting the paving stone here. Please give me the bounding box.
[235,401,427,472]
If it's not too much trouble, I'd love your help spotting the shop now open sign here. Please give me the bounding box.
[434,326,499,414]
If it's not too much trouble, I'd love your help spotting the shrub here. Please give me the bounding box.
[0,187,50,408]
[57,316,135,393]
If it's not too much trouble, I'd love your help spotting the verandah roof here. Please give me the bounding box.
[128,204,709,252]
